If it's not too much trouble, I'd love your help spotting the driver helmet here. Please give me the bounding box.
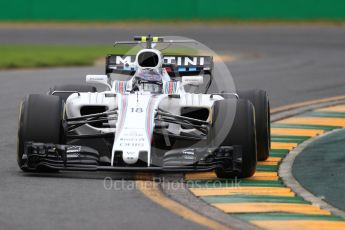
[133,69,163,93]
[136,69,162,82]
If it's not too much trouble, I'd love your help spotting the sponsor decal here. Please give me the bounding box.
[112,55,206,66]
[163,56,205,66]
[67,146,81,153]
[182,149,195,155]
[66,146,82,158]
[182,149,196,160]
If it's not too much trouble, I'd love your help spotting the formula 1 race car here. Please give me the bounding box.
[17,36,270,178]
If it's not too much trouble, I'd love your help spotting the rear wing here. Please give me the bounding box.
[105,54,213,76]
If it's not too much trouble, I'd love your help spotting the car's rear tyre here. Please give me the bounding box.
[211,99,257,178]
[49,84,97,102]
[238,90,270,161]
[17,94,65,171]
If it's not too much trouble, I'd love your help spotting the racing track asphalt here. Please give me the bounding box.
[1,24,345,230]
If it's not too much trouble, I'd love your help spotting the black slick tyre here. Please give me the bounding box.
[17,94,65,171]
[211,99,257,178]
[238,90,270,161]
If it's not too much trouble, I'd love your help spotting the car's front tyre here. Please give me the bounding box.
[238,90,270,161]
[210,99,257,178]
[17,94,65,171]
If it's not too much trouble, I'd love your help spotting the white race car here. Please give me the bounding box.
[17,36,270,178]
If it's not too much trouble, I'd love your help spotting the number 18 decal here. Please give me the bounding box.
[130,107,143,113]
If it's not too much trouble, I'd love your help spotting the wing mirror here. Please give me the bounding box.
[181,76,203,86]
[86,75,111,90]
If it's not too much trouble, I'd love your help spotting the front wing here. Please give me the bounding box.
[21,142,243,173]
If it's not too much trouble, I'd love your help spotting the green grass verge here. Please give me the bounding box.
[0,45,117,69]
[0,44,200,70]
